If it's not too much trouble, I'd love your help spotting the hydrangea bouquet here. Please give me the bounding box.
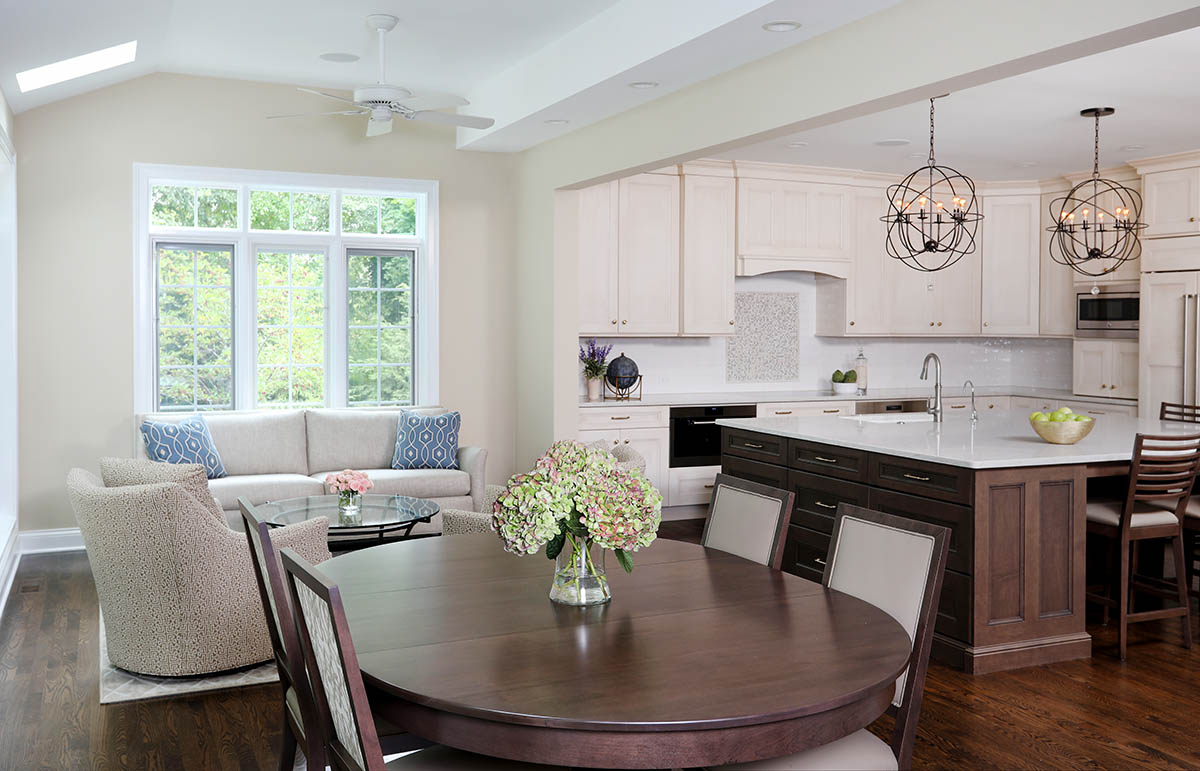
[491,440,662,605]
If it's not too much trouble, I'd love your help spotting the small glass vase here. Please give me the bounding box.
[549,534,611,606]
[337,491,362,526]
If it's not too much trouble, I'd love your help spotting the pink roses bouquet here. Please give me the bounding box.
[325,469,374,497]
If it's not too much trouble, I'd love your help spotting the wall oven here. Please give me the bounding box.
[669,405,756,468]
[1076,284,1138,338]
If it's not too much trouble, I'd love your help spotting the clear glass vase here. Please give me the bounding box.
[549,534,611,606]
[337,491,362,526]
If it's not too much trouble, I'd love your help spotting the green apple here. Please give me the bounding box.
[1049,412,1069,422]
[1033,413,1050,422]
[1055,407,1073,416]
[1029,412,1047,421]
[1077,415,1094,422]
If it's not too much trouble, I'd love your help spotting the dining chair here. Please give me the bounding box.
[240,499,428,771]
[700,473,795,570]
[1159,403,1200,605]
[277,547,565,771]
[1084,432,1200,660]
[709,504,949,771]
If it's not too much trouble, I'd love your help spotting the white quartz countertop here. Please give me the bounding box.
[715,410,1196,470]
[579,386,1135,408]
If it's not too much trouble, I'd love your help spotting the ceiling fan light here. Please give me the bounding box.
[320,52,360,63]
[762,21,802,32]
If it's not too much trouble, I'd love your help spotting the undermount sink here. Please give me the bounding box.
[840,412,934,424]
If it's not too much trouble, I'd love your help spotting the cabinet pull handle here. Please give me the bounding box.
[1100,384,1107,389]
[729,320,735,326]
[849,321,855,326]
[814,557,827,566]
[903,473,932,482]
[623,439,630,444]
[814,456,838,464]
[611,319,618,325]
[929,321,935,327]
[1088,410,1107,415]
[703,484,715,489]
[610,416,631,421]
[774,410,793,415]
[814,501,837,510]
[822,409,840,414]
[950,404,966,409]
[984,321,990,327]
[743,442,764,449]
[621,319,628,325]
[937,321,943,326]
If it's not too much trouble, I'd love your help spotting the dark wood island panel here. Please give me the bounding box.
[723,428,1091,674]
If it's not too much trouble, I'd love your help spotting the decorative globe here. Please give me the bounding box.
[605,352,639,390]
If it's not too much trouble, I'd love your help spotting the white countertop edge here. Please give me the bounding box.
[579,386,1136,409]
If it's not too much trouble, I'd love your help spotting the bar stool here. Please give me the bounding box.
[1160,403,1200,605]
[1085,432,1200,660]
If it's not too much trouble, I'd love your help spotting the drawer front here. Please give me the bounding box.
[982,396,1010,411]
[756,401,855,417]
[942,398,974,415]
[668,465,721,507]
[1057,400,1137,417]
[721,454,788,489]
[935,569,973,643]
[782,525,830,584]
[870,454,972,505]
[868,488,974,574]
[723,428,788,464]
[1011,395,1057,412]
[788,470,870,534]
[578,405,669,431]
[789,440,867,482]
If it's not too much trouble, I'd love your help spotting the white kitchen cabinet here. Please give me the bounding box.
[981,195,1040,336]
[1139,270,1200,416]
[1073,339,1138,399]
[1058,400,1138,417]
[1011,395,1058,412]
[1142,234,1200,273]
[576,181,619,335]
[668,465,720,507]
[618,174,681,335]
[755,401,855,417]
[814,191,889,336]
[681,174,736,335]
[981,395,1011,411]
[577,405,669,432]
[943,395,1013,414]
[1142,167,1200,238]
[882,251,980,335]
[737,178,853,276]
[576,425,670,505]
[934,253,983,335]
[1040,191,1076,336]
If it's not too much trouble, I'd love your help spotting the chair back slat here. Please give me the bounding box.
[1126,434,1200,521]
[281,548,385,771]
[240,500,292,672]
[1160,402,1200,423]
[823,504,949,771]
[700,474,794,570]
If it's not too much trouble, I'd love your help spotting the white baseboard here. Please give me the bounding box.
[0,525,18,621]
[19,527,84,554]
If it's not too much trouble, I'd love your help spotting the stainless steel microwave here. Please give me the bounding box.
[1076,284,1138,338]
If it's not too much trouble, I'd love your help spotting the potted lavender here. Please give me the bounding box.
[579,338,613,402]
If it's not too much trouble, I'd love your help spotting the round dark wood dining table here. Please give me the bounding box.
[318,534,912,769]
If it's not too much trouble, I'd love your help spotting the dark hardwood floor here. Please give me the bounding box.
[2,529,1198,770]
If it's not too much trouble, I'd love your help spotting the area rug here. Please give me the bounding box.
[98,616,278,704]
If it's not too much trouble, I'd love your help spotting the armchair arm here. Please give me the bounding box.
[457,446,488,512]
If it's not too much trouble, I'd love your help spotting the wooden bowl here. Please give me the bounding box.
[1030,417,1095,445]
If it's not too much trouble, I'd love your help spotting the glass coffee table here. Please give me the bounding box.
[261,494,440,550]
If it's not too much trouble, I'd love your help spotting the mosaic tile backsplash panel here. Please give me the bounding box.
[726,292,800,382]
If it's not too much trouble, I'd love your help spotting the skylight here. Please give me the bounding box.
[15,41,137,93]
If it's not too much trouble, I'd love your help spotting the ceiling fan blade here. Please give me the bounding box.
[366,117,394,137]
[396,91,469,111]
[266,109,366,119]
[410,110,495,130]
[297,87,359,105]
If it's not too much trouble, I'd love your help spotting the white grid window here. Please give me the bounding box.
[347,249,415,406]
[256,250,326,408]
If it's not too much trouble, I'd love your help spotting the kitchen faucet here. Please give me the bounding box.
[962,379,978,423]
[921,353,943,423]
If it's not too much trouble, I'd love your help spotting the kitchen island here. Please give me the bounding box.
[716,410,1197,674]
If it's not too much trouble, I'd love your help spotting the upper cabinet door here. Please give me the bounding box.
[981,195,1040,336]
[1139,270,1200,416]
[1040,190,1076,336]
[736,178,853,273]
[577,181,619,335]
[1109,340,1139,400]
[846,192,890,334]
[933,249,982,334]
[1143,168,1200,238]
[884,255,938,334]
[618,174,680,335]
[681,174,736,336]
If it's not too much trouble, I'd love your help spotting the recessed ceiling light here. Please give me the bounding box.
[320,52,360,63]
[874,138,910,147]
[907,151,926,159]
[1015,161,1039,168]
[786,140,808,148]
[1121,144,1146,151]
[628,81,659,89]
[762,21,802,32]
[544,119,569,126]
[16,40,137,93]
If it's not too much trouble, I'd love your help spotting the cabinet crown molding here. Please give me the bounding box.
[680,159,735,177]
[1062,164,1139,186]
[1129,149,1200,175]
[731,160,891,188]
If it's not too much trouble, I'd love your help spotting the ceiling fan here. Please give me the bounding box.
[269,14,494,137]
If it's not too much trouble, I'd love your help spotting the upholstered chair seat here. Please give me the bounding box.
[1086,499,1182,528]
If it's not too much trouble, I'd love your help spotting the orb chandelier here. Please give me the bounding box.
[1047,108,1146,277]
[881,96,983,272]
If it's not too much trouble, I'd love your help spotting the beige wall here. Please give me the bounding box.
[15,73,518,532]
[513,0,1200,470]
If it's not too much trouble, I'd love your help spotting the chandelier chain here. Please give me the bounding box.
[1092,112,1100,179]
[928,98,936,165]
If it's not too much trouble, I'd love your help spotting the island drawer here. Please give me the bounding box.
[869,454,972,505]
[789,440,867,482]
[787,471,870,534]
[935,569,973,643]
[783,524,830,583]
[723,428,788,464]
[721,454,789,489]
[868,488,974,574]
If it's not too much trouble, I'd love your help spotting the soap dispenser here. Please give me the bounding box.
[854,346,868,395]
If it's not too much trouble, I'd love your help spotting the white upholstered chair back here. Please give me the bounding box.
[701,474,794,569]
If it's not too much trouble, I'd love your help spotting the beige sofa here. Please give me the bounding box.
[135,407,487,535]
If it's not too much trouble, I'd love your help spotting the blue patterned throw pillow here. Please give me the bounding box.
[139,415,228,479]
[392,411,461,470]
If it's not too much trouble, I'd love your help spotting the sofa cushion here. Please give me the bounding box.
[392,410,461,470]
[309,468,469,499]
[304,407,449,473]
[208,473,325,514]
[139,416,227,478]
[204,411,310,475]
